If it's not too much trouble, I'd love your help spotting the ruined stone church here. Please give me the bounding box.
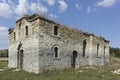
[8,14,109,73]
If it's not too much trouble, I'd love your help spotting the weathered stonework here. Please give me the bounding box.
[8,14,109,74]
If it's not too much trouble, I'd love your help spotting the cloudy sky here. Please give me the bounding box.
[0,0,120,49]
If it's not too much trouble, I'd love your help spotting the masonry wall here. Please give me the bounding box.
[8,18,40,73]
[8,14,109,74]
[37,18,109,72]
[91,36,109,65]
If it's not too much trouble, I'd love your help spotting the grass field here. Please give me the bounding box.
[0,61,8,69]
[0,56,120,80]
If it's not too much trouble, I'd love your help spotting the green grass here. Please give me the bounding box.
[0,61,8,69]
[0,57,120,80]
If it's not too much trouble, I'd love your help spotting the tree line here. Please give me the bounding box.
[0,49,8,58]
[110,47,120,58]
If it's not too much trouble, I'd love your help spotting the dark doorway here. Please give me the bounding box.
[72,51,78,68]
[17,50,24,69]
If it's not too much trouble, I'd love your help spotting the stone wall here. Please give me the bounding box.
[8,14,109,74]
[8,17,40,73]
[37,16,109,72]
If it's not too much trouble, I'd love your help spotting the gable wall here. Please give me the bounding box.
[8,18,40,73]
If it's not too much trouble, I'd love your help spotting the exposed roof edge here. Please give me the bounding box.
[16,14,56,24]
[8,28,14,34]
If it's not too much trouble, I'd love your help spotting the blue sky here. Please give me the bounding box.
[0,0,120,49]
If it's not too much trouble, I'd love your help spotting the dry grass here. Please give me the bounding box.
[0,56,120,80]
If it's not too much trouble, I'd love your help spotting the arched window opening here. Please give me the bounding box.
[72,51,78,68]
[54,47,58,58]
[26,26,28,36]
[97,44,99,56]
[14,32,16,40]
[83,40,87,57]
[54,26,58,35]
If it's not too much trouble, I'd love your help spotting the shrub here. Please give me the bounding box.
[110,47,120,58]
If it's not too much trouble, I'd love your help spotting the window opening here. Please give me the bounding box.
[54,26,58,35]
[26,26,28,36]
[83,40,87,57]
[14,32,16,40]
[97,44,99,56]
[54,47,58,58]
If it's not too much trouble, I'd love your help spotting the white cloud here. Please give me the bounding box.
[0,26,8,36]
[0,38,8,49]
[0,26,8,31]
[58,0,68,13]
[0,0,57,20]
[15,0,49,17]
[14,0,29,16]
[75,3,81,10]
[49,14,58,19]
[0,1,13,18]
[44,0,55,6]
[30,3,48,15]
[0,31,8,36]
[2,0,14,6]
[87,6,91,13]
[87,0,117,13]
[0,26,8,49]
[96,0,116,7]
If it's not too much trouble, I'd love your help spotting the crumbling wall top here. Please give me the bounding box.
[14,14,109,43]
[8,28,14,34]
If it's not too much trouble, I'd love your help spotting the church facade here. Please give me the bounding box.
[8,14,109,73]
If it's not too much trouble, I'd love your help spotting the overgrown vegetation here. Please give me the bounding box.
[0,49,8,58]
[0,56,120,80]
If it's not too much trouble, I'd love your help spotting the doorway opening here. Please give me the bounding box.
[72,51,78,68]
[17,50,24,69]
